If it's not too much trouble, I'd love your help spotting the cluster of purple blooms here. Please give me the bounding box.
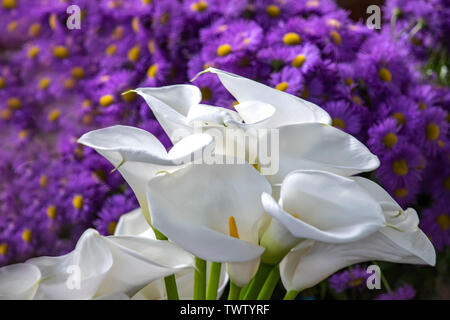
[0,0,448,299]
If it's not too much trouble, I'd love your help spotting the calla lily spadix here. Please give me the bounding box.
[259,170,386,264]
[77,125,214,223]
[279,177,436,297]
[146,163,270,286]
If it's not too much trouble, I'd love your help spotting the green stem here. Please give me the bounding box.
[164,275,179,300]
[372,261,391,292]
[242,263,272,300]
[206,262,222,300]
[257,265,280,300]
[228,281,242,300]
[153,228,179,300]
[193,257,207,300]
[283,290,300,300]
[239,282,250,300]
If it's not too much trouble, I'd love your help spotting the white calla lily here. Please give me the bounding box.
[196,67,331,128]
[0,263,41,300]
[146,163,270,285]
[260,123,380,184]
[78,125,214,223]
[279,178,435,294]
[25,228,193,299]
[260,170,385,264]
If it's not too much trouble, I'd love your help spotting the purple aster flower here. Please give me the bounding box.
[375,143,422,192]
[94,191,138,236]
[377,95,420,135]
[270,66,304,95]
[329,265,369,293]
[367,118,404,155]
[374,284,416,300]
[324,100,362,136]
[420,200,450,251]
[417,107,448,157]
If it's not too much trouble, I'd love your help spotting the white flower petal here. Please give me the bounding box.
[134,85,201,143]
[281,226,435,292]
[147,163,269,262]
[263,171,385,243]
[96,236,194,297]
[186,104,242,125]
[202,67,331,127]
[27,229,113,300]
[351,177,402,212]
[0,263,41,300]
[233,101,275,124]
[226,257,260,287]
[114,208,154,237]
[262,123,380,184]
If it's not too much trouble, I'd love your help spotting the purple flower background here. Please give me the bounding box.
[0,0,449,299]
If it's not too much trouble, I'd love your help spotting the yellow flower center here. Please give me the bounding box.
[348,278,364,287]
[39,77,51,90]
[392,112,405,125]
[275,82,289,92]
[28,46,40,58]
[7,97,21,110]
[292,54,306,68]
[217,44,232,57]
[330,30,341,45]
[0,76,5,89]
[392,159,408,176]
[394,188,408,198]
[301,87,309,99]
[148,39,156,54]
[122,90,137,102]
[228,216,239,239]
[266,5,280,17]
[436,214,449,230]
[283,32,301,45]
[2,0,16,9]
[71,67,85,79]
[306,0,319,8]
[48,109,60,122]
[22,229,32,243]
[39,175,48,187]
[112,26,124,40]
[160,12,170,25]
[352,95,362,105]
[64,78,76,90]
[72,194,84,210]
[327,18,341,28]
[106,44,117,56]
[18,129,28,139]
[418,101,427,110]
[345,78,353,86]
[128,45,141,62]
[444,177,450,190]
[383,132,398,148]
[378,68,392,82]
[1,109,12,120]
[108,221,117,235]
[47,205,57,219]
[191,0,208,12]
[332,118,345,129]
[132,17,140,33]
[0,243,8,256]
[49,14,57,30]
[53,46,69,59]
[100,94,114,107]
[426,123,440,140]
[28,23,41,37]
[8,21,18,32]
[147,64,158,78]
[200,87,212,101]
[142,0,152,4]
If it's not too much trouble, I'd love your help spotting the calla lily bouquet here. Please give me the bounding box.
[0,68,436,300]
